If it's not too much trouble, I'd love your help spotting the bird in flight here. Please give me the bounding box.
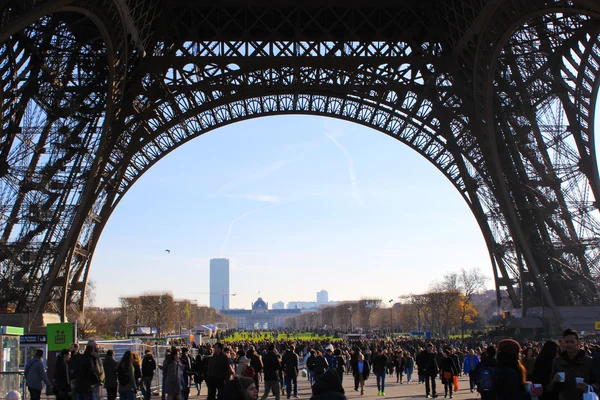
[165,249,171,254]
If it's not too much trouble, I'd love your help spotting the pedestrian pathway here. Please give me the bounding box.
[184,375,482,399]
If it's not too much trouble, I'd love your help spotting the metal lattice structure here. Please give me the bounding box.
[1,0,600,322]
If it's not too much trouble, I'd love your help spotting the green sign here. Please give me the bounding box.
[0,326,24,335]
[47,323,74,351]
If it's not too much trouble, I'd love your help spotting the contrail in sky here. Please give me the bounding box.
[220,192,324,257]
[324,131,366,207]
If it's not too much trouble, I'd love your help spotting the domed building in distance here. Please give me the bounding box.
[223,297,302,329]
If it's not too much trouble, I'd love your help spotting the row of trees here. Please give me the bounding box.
[73,291,234,339]
[284,268,488,337]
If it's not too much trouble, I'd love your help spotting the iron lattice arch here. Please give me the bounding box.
[0,0,599,321]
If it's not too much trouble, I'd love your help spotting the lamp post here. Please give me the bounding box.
[389,299,394,334]
[348,307,353,332]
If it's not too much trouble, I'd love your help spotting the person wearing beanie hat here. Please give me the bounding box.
[310,369,345,400]
[497,339,521,357]
[495,339,542,400]
[219,376,257,400]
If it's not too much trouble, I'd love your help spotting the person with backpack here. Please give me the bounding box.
[141,350,157,400]
[475,345,497,399]
[463,349,480,393]
[24,349,52,400]
[117,351,137,400]
[75,345,101,400]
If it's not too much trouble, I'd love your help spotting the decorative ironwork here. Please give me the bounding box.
[0,0,599,322]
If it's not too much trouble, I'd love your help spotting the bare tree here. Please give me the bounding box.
[359,299,381,330]
[451,268,488,337]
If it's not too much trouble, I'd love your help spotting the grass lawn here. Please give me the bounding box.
[223,331,337,342]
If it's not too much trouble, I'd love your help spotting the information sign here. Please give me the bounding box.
[46,323,74,351]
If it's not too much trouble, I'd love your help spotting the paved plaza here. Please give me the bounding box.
[187,375,481,400]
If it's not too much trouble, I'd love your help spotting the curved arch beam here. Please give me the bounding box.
[474,1,600,325]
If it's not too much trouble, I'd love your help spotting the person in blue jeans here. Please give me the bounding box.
[405,352,415,384]
[462,349,480,392]
[372,348,387,396]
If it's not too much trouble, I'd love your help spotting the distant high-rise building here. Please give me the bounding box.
[317,289,329,305]
[272,301,285,310]
[210,258,230,310]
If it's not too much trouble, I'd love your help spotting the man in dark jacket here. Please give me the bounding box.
[281,345,299,399]
[550,328,598,400]
[74,345,100,400]
[103,350,119,400]
[53,349,71,400]
[206,343,231,400]
[419,343,439,398]
[260,344,282,400]
[141,350,157,400]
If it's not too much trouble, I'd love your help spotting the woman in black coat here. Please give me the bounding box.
[531,340,560,400]
[54,350,71,400]
[494,340,542,400]
[439,350,459,399]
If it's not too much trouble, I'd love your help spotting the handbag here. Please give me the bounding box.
[453,375,459,392]
[583,385,599,400]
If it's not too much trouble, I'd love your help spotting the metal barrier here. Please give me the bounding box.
[0,371,26,400]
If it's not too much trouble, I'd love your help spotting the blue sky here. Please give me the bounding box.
[90,115,497,309]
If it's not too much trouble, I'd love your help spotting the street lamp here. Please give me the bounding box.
[347,307,353,332]
[389,299,394,334]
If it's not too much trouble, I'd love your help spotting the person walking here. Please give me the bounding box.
[404,352,415,384]
[372,348,387,396]
[117,351,137,400]
[549,329,597,399]
[281,345,299,399]
[420,343,439,398]
[103,350,119,400]
[440,350,458,399]
[25,349,52,400]
[206,343,232,400]
[352,353,370,396]
[462,349,480,393]
[53,350,71,400]
[260,344,282,400]
[141,350,157,400]
[311,351,328,384]
[165,349,182,400]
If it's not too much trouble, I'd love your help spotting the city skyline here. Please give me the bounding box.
[89,115,520,309]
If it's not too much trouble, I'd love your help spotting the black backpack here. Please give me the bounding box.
[476,365,495,393]
[118,362,130,386]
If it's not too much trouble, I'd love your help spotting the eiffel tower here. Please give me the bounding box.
[1,0,599,327]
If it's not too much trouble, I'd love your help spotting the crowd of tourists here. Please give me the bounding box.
[18,328,600,400]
